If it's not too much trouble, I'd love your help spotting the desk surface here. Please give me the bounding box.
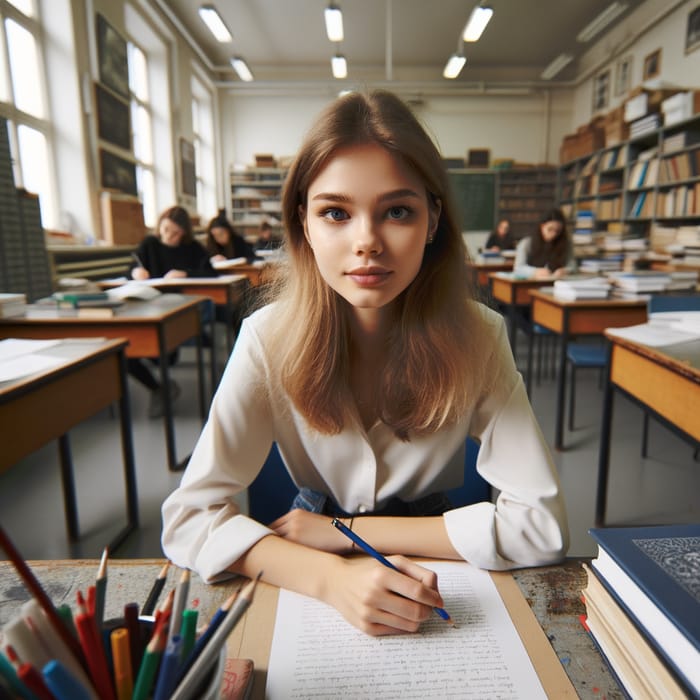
[0,559,620,699]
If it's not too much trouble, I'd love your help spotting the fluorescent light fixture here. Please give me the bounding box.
[577,2,628,43]
[443,53,467,79]
[325,4,344,42]
[462,5,493,42]
[198,5,233,43]
[331,54,347,79]
[231,56,253,82]
[540,53,573,80]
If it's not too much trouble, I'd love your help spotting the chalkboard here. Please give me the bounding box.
[447,171,496,232]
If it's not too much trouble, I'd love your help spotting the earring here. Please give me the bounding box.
[426,235,434,245]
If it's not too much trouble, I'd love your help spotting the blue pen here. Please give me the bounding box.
[153,634,183,700]
[331,517,455,625]
[42,660,94,700]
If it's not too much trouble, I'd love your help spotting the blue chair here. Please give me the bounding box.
[642,294,700,458]
[566,341,607,430]
[248,438,490,524]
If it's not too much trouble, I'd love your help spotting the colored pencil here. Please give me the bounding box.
[0,526,86,669]
[123,602,141,675]
[74,591,115,700]
[170,573,261,700]
[331,518,455,626]
[42,660,93,700]
[0,650,37,700]
[178,610,198,661]
[94,548,108,630]
[167,569,190,644]
[109,628,133,700]
[141,561,170,616]
[4,646,54,700]
[152,635,182,700]
[131,621,168,700]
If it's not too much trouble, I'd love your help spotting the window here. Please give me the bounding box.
[191,74,217,220]
[0,0,57,227]
[128,41,156,226]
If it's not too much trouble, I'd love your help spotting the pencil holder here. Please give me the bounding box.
[103,616,226,699]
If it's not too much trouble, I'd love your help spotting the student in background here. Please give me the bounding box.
[130,205,214,418]
[205,210,257,263]
[162,90,568,636]
[254,220,281,252]
[514,207,576,279]
[484,218,515,251]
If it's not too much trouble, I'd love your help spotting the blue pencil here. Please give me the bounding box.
[331,517,455,625]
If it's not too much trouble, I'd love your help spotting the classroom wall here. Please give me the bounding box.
[572,0,700,128]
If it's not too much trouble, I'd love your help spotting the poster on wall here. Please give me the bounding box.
[96,14,130,99]
[99,148,138,196]
[95,83,131,151]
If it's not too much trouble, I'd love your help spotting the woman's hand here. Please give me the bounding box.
[164,269,187,279]
[552,267,567,279]
[211,254,226,263]
[270,509,351,553]
[132,267,149,280]
[534,267,552,279]
[322,554,445,635]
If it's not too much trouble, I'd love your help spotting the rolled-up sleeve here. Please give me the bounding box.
[443,314,569,569]
[161,315,278,582]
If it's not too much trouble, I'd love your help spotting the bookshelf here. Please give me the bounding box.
[557,113,700,255]
[496,166,557,239]
[230,167,286,241]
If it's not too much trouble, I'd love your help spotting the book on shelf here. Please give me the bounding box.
[588,524,700,697]
[582,563,689,700]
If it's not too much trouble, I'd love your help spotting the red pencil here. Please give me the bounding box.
[75,591,115,700]
[0,525,86,670]
[5,644,56,700]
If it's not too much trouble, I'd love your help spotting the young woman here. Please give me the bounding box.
[162,91,568,636]
[129,206,214,418]
[514,208,576,279]
[205,211,257,263]
[484,218,515,251]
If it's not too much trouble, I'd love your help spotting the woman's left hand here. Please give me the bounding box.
[164,269,187,279]
[270,509,352,553]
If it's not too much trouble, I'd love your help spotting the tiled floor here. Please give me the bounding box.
[1,326,698,562]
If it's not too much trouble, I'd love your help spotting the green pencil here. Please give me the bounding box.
[131,622,168,700]
[179,609,198,661]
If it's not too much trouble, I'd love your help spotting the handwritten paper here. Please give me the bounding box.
[266,561,546,699]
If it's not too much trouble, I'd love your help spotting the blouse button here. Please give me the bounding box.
[357,504,368,513]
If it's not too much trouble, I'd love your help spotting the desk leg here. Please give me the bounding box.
[508,303,517,351]
[595,345,614,526]
[209,314,217,397]
[554,313,569,450]
[225,289,235,353]
[158,328,178,472]
[57,434,79,540]
[115,350,139,549]
[196,331,206,422]
[525,325,534,398]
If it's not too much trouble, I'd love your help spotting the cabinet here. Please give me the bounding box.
[496,167,557,239]
[557,113,700,254]
[230,167,286,240]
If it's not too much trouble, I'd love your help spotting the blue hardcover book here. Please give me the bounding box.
[589,524,700,698]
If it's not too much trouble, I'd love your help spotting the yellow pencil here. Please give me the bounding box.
[110,627,133,700]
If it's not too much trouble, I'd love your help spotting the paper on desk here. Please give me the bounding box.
[0,338,62,362]
[211,257,247,269]
[607,322,700,347]
[0,353,65,382]
[106,282,162,300]
[265,561,546,699]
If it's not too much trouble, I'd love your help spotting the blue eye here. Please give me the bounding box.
[387,206,410,220]
[321,208,348,222]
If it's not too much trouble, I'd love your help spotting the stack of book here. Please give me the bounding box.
[0,292,26,318]
[608,271,672,299]
[583,525,699,699]
[553,276,611,300]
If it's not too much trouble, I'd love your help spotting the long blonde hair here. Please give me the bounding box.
[263,90,484,439]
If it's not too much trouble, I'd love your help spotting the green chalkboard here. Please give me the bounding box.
[447,170,496,232]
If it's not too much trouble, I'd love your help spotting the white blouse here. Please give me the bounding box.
[161,303,569,582]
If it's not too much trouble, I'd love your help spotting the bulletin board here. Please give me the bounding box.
[448,171,496,231]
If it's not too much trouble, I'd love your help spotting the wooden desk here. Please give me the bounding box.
[466,260,513,288]
[0,339,138,551]
[530,289,648,450]
[0,295,206,471]
[214,262,276,288]
[596,333,700,525]
[489,272,556,348]
[0,559,619,699]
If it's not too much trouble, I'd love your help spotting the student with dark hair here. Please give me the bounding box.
[163,91,568,636]
[484,218,515,251]
[514,208,576,279]
[205,210,256,263]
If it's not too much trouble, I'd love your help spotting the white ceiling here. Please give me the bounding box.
[156,0,644,90]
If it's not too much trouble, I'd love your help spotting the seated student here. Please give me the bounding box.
[254,220,281,252]
[162,90,568,637]
[484,218,515,251]
[205,211,257,263]
[514,208,577,279]
[129,205,214,418]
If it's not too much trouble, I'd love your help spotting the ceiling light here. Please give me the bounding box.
[231,56,253,82]
[331,54,347,79]
[443,53,467,79]
[540,53,573,80]
[462,5,493,42]
[325,4,344,42]
[198,5,233,43]
[577,2,628,43]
